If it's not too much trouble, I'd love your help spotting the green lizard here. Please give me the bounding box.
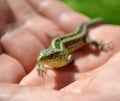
[37,18,107,74]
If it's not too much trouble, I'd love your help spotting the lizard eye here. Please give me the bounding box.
[48,54,54,59]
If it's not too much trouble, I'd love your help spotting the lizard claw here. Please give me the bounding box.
[36,64,47,75]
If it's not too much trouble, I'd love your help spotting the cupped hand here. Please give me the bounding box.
[0,0,120,101]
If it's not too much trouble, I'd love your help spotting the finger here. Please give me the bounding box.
[0,83,79,101]
[0,54,26,83]
[1,27,44,73]
[26,0,89,32]
[7,0,65,47]
[7,0,39,23]
[0,83,118,101]
[20,65,81,89]
[20,62,93,90]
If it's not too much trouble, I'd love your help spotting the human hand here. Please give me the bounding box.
[0,0,120,101]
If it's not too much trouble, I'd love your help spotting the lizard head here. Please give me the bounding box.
[37,48,73,68]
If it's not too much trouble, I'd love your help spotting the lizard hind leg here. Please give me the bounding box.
[85,37,113,51]
[85,37,104,50]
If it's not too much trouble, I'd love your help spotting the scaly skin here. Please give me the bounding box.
[37,18,105,74]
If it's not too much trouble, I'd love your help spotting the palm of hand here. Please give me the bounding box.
[0,0,120,101]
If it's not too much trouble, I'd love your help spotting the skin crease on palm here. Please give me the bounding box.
[0,0,120,101]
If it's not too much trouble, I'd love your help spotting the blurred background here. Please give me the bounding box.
[60,0,120,25]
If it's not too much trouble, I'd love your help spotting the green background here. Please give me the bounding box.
[60,0,120,25]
